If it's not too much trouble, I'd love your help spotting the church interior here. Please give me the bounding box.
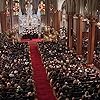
[0,0,100,100]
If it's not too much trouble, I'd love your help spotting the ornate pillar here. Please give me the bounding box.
[57,10,61,31]
[0,0,7,32]
[45,0,50,26]
[87,18,96,65]
[68,13,73,49]
[0,11,7,32]
[54,10,61,31]
[76,15,83,56]
[9,0,13,30]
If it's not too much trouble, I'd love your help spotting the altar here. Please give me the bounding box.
[18,2,41,39]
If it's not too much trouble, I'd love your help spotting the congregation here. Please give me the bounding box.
[0,0,100,100]
[94,42,100,68]
[0,33,36,100]
[38,41,100,100]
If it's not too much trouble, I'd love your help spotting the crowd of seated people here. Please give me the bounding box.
[96,41,100,55]
[38,41,100,100]
[58,27,68,45]
[22,28,39,39]
[94,41,100,68]
[0,33,36,100]
[81,38,88,62]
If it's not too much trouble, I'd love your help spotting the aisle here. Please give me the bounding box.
[29,42,56,100]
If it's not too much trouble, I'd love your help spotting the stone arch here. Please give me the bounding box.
[57,0,65,11]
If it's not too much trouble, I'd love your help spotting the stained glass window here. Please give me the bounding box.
[13,0,19,15]
[6,0,10,16]
[6,0,45,16]
[38,0,45,15]
[6,0,20,16]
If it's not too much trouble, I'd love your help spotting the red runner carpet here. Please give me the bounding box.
[29,42,56,100]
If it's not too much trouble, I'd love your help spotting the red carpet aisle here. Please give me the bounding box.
[29,42,56,100]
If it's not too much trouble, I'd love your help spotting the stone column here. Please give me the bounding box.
[87,18,96,65]
[0,0,7,32]
[0,11,6,32]
[45,0,50,26]
[76,15,83,56]
[9,0,13,30]
[0,16,1,32]
[68,14,73,49]
[54,10,61,31]
[57,10,61,31]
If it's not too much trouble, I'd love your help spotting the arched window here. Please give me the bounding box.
[6,0,20,16]
[13,0,20,15]
[38,0,45,15]
[6,0,10,16]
